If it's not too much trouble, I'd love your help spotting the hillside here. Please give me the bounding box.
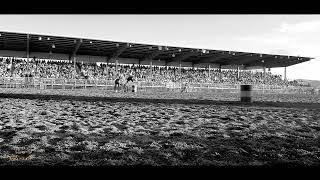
[297,79,320,88]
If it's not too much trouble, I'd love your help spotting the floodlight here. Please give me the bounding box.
[38,37,42,40]
[178,49,181,52]
[90,41,93,44]
[52,44,55,48]
[0,33,1,36]
[47,37,50,40]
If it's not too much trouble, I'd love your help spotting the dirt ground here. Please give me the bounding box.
[0,88,319,166]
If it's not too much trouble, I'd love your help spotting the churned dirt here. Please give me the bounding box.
[0,88,319,166]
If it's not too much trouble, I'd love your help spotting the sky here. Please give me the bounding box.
[0,15,319,81]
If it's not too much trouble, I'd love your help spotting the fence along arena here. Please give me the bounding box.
[0,30,316,97]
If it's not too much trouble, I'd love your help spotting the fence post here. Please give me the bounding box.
[51,79,54,89]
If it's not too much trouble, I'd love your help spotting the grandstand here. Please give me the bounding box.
[1,30,320,167]
[0,30,315,94]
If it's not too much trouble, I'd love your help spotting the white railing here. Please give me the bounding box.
[0,77,317,95]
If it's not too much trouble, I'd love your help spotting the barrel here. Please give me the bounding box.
[240,85,252,102]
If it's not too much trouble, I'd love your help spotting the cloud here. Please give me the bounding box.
[238,35,296,45]
[236,20,320,57]
[277,20,320,34]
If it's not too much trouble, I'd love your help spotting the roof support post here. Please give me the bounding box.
[219,65,222,82]
[165,60,169,70]
[263,66,266,93]
[26,34,30,62]
[150,59,153,76]
[208,64,211,79]
[73,57,76,79]
[179,59,181,76]
[237,65,240,80]
[116,59,119,74]
[284,66,287,81]
[263,66,266,83]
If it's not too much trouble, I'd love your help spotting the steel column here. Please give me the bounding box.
[284,66,287,81]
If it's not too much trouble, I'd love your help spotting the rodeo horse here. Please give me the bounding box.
[114,73,136,92]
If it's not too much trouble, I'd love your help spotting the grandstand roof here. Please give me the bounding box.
[0,30,313,68]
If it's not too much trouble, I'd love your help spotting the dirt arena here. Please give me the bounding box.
[0,88,319,166]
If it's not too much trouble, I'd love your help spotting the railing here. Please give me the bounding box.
[0,77,318,95]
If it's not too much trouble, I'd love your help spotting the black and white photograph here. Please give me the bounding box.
[0,13,319,171]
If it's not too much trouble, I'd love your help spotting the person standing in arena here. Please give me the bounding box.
[125,73,134,92]
[181,82,188,93]
[127,73,134,83]
[114,75,121,92]
[120,74,127,92]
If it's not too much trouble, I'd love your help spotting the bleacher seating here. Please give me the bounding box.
[0,57,310,88]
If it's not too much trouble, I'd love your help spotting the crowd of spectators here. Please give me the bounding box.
[0,57,308,87]
[1,57,79,79]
